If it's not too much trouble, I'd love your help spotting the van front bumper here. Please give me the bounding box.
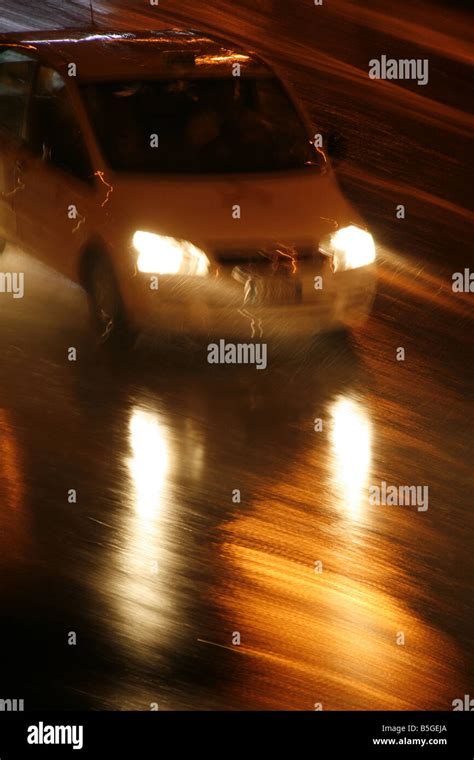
[124,260,377,339]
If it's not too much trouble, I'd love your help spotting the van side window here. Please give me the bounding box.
[0,48,36,138]
[28,65,93,182]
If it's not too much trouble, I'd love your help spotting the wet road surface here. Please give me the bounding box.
[0,242,472,710]
[0,0,472,710]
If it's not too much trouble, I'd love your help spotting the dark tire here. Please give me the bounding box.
[85,254,137,350]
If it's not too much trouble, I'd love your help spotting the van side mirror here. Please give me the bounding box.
[326,131,348,163]
[41,142,53,162]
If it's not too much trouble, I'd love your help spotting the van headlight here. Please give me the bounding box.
[319,225,376,272]
[133,231,210,276]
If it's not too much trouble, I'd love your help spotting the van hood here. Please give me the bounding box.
[107,167,362,251]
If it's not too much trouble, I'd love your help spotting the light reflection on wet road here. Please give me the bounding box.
[0,241,472,710]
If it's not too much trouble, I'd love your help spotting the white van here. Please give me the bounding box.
[0,30,376,347]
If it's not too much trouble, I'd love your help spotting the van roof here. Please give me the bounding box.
[0,30,270,81]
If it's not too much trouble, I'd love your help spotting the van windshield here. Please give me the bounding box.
[81,76,323,174]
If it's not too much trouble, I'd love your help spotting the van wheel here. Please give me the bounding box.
[0,238,7,254]
[86,255,137,349]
